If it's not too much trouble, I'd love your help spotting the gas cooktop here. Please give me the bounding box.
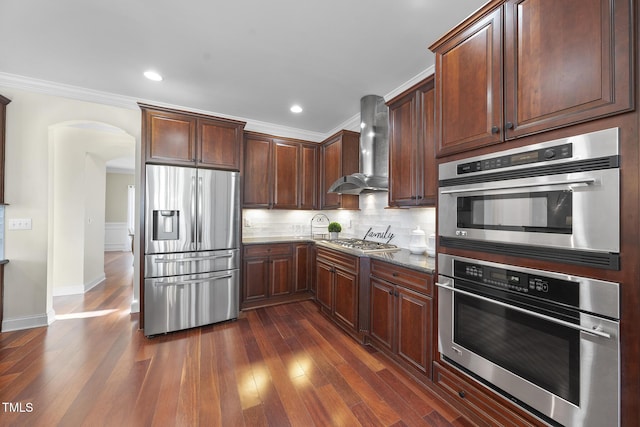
[322,238,400,254]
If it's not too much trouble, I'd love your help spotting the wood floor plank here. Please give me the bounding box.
[247,309,315,427]
[335,362,402,426]
[315,382,363,427]
[350,401,386,427]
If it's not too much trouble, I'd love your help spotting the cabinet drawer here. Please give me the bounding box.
[433,362,537,427]
[370,260,432,296]
[316,247,358,272]
[243,243,292,258]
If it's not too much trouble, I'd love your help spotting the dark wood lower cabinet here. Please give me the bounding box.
[315,247,362,341]
[369,260,433,380]
[241,243,313,310]
[433,361,541,427]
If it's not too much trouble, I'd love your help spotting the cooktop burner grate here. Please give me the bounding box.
[327,238,399,253]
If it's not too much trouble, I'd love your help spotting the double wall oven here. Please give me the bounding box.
[437,129,621,426]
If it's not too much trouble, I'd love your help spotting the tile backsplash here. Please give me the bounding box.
[242,192,435,250]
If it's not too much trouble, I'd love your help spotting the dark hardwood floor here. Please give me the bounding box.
[0,251,473,426]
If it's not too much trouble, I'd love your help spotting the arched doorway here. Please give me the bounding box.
[47,120,135,316]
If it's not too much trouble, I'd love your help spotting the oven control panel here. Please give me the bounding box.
[457,143,572,175]
[454,260,579,306]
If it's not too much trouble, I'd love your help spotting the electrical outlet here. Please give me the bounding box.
[9,218,32,230]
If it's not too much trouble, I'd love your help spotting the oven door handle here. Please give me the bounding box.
[435,282,612,339]
[439,177,597,195]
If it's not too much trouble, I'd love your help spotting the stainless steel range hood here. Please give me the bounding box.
[328,95,389,195]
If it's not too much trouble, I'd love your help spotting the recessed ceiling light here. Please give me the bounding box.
[290,104,303,113]
[144,70,163,82]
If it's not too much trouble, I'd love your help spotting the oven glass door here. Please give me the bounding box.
[457,190,572,234]
[453,288,580,404]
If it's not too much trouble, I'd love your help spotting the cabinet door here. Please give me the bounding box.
[242,258,269,301]
[369,277,395,352]
[321,138,342,209]
[388,91,418,207]
[294,243,311,293]
[396,287,432,376]
[334,267,358,331]
[242,136,272,208]
[145,109,196,164]
[269,255,293,297]
[316,260,334,310]
[504,0,633,139]
[272,140,300,209]
[418,83,436,205]
[197,118,242,170]
[300,144,318,210]
[434,8,503,157]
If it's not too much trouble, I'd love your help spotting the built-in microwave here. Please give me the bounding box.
[438,128,620,269]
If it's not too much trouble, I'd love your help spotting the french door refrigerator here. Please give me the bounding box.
[144,164,240,336]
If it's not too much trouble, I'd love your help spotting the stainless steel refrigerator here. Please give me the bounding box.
[144,164,240,336]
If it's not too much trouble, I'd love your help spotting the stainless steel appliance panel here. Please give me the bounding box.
[439,168,620,252]
[144,249,239,278]
[145,165,196,254]
[198,169,240,251]
[438,128,620,257]
[436,254,620,427]
[144,269,239,336]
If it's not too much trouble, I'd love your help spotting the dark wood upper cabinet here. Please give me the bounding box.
[140,104,245,169]
[430,0,633,157]
[197,117,243,170]
[242,132,318,209]
[299,144,318,210]
[388,77,436,207]
[242,134,273,208]
[272,140,300,209]
[320,130,359,210]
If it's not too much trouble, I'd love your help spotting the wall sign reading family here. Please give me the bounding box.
[363,226,395,244]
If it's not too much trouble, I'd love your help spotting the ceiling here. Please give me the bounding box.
[0,0,486,137]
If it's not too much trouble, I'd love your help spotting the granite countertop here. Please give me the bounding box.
[242,236,435,274]
[367,249,435,274]
[242,236,316,244]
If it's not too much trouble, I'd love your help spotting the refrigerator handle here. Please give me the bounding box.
[190,176,196,248]
[198,176,203,244]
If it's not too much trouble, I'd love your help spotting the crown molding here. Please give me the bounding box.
[383,66,435,102]
[0,68,435,143]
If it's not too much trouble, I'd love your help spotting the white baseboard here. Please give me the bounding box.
[130,299,140,313]
[2,311,50,332]
[52,273,106,296]
[105,222,131,252]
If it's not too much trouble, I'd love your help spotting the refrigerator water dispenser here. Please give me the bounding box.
[152,210,179,240]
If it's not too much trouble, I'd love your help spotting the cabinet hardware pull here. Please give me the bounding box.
[506,121,514,129]
[440,178,596,195]
[491,126,500,134]
[392,272,399,277]
[458,390,466,399]
[388,289,394,295]
[435,282,612,339]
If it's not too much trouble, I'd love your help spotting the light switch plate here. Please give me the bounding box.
[8,218,32,230]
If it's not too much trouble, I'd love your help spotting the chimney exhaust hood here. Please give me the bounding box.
[328,95,389,195]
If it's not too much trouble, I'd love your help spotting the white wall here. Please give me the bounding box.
[104,172,135,252]
[1,87,141,331]
[242,192,436,249]
[105,172,134,222]
[83,153,106,290]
